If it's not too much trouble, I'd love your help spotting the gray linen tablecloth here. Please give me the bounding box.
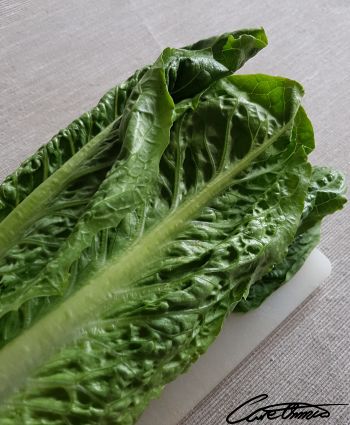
[0,1,349,423]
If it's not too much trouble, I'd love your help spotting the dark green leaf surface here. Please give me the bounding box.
[0,28,268,346]
[236,166,346,312]
[0,28,345,425]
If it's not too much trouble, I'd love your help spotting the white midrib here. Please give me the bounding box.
[0,123,289,402]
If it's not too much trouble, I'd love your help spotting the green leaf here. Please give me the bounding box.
[0,28,268,343]
[0,28,344,425]
[236,166,346,312]
[0,69,309,422]
[298,165,347,234]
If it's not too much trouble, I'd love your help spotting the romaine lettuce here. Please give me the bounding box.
[0,28,345,424]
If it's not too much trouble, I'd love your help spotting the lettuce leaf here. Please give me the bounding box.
[236,166,346,312]
[0,28,345,425]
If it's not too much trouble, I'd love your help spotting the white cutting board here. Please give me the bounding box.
[137,248,331,425]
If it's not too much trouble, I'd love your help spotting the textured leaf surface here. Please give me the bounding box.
[0,29,267,345]
[0,28,345,425]
[236,166,346,312]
